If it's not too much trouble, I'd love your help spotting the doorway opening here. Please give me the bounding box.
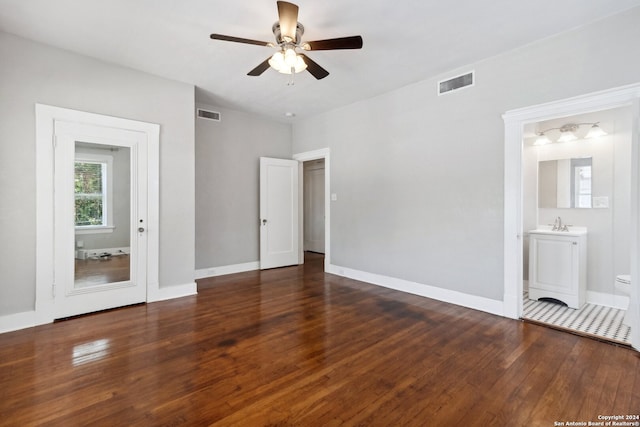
[503,83,640,350]
[520,107,633,345]
[303,158,325,255]
[293,148,331,271]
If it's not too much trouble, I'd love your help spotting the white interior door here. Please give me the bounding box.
[304,160,325,253]
[54,121,147,318]
[260,157,299,269]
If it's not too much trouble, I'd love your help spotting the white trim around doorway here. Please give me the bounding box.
[31,104,160,329]
[503,83,640,350]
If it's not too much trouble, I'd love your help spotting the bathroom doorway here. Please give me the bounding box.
[503,83,640,351]
[521,107,632,345]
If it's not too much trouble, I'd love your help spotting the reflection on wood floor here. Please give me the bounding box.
[75,255,130,287]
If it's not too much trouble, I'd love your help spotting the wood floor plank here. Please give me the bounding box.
[1,253,638,426]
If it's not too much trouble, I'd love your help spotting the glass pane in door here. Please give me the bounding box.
[74,141,131,288]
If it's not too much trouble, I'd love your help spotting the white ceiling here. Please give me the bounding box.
[1,0,640,121]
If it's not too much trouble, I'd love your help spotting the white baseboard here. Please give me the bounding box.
[0,310,47,334]
[194,261,260,280]
[1,282,198,335]
[586,290,629,310]
[147,281,197,303]
[326,264,504,317]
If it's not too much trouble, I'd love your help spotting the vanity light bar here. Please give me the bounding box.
[534,122,606,145]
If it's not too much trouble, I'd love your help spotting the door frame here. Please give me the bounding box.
[35,104,159,324]
[293,148,331,269]
[502,83,640,349]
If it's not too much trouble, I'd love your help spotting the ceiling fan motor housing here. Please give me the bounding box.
[272,22,305,45]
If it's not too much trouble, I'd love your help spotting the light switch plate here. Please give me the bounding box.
[331,193,338,201]
[592,196,609,208]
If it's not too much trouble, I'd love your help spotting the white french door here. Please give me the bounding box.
[260,157,299,269]
[53,121,148,318]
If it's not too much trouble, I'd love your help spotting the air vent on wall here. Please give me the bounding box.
[197,108,221,121]
[438,71,474,95]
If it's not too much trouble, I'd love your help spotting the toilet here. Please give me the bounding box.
[615,274,631,326]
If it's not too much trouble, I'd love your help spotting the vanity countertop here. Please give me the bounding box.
[530,225,587,237]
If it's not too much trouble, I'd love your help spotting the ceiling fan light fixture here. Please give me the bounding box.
[269,49,307,74]
[268,51,285,70]
[294,55,307,72]
[284,48,297,67]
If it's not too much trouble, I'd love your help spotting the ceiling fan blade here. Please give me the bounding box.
[277,1,299,43]
[210,34,271,47]
[299,54,329,80]
[304,36,363,51]
[247,58,272,76]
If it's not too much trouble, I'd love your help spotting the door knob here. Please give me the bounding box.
[138,227,145,232]
[262,219,267,225]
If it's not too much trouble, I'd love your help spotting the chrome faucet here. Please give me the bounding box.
[553,216,561,231]
[552,216,570,232]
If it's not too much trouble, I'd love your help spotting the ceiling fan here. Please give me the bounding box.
[210,1,363,80]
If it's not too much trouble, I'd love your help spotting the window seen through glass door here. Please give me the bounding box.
[75,160,107,226]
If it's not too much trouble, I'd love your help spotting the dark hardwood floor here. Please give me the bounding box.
[1,252,638,426]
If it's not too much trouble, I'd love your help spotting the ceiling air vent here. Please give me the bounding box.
[438,71,474,95]
[197,108,221,122]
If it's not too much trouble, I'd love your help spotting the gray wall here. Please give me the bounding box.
[195,104,291,269]
[0,32,195,316]
[292,8,640,302]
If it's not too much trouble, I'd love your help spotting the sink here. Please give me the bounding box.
[530,225,587,237]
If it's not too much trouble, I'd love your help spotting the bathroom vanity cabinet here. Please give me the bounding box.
[528,228,587,309]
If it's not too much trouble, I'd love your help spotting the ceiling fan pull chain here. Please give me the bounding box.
[287,67,296,85]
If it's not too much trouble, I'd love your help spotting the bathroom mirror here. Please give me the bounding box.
[538,157,592,208]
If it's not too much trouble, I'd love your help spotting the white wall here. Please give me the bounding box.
[292,8,640,304]
[0,32,195,316]
[523,108,632,295]
[194,104,291,270]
